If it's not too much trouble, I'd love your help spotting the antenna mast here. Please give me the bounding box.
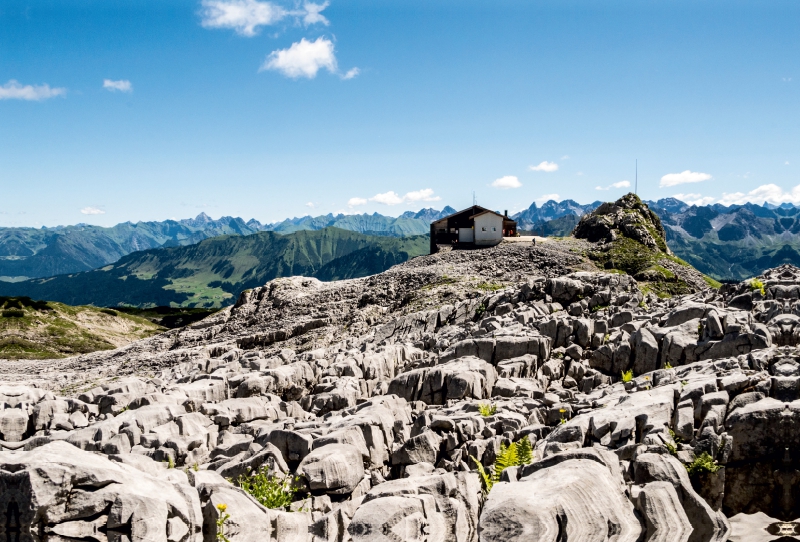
[473,191,477,206]
[635,159,638,196]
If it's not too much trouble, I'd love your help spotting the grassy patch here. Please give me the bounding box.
[703,275,722,289]
[686,452,721,476]
[234,469,301,510]
[588,237,659,276]
[475,281,504,292]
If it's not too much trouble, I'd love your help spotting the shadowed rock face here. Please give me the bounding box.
[724,353,800,521]
[10,252,800,539]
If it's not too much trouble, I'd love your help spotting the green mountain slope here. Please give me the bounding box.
[0,296,163,359]
[0,214,262,280]
[0,228,429,308]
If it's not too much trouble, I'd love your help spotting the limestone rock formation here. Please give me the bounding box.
[6,231,800,540]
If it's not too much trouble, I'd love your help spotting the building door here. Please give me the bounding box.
[458,227,474,243]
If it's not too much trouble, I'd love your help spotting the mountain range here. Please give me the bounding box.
[5,196,800,307]
[0,228,428,308]
[0,208,454,281]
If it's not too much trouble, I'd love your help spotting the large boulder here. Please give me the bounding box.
[479,450,641,541]
[297,444,365,495]
[387,356,497,405]
[0,440,203,542]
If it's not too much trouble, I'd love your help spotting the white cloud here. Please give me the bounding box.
[535,193,560,203]
[560,155,570,160]
[80,207,105,215]
[491,176,522,189]
[717,184,800,206]
[786,161,790,165]
[403,188,440,202]
[200,0,329,36]
[349,188,441,207]
[305,202,314,208]
[261,37,337,78]
[672,193,716,206]
[342,67,360,80]
[103,79,132,92]
[596,180,631,191]
[529,161,558,172]
[303,2,330,25]
[659,170,712,188]
[576,172,583,176]
[0,80,66,101]
[200,0,287,36]
[371,191,404,205]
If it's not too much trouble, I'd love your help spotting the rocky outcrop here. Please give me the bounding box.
[7,238,800,539]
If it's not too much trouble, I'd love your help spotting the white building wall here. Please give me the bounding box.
[458,227,474,243]
[474,213,503,245]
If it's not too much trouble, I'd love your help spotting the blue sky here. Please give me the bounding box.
[3,0,800,227]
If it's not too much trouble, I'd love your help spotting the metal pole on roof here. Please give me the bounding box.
[473,191,476,206]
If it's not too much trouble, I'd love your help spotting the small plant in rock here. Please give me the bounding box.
[559,408,567,424]
[235,468,298,510]
[664,362,673,370]
[475,303,487,318]
[686,452,721,476]
[478,402,497,417]
[750,278,766,296]
[470,438,534,494]
[621,369,633,383]
[216,504,230,542]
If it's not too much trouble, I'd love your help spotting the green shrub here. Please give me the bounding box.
[686,452,721,476]
[621,369,633,383]
[478,402,497,417]
[2,310,24,318]
[750,278,765,296]
[235,468,298,510]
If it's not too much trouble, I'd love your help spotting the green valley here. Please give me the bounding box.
[0,228,429,308]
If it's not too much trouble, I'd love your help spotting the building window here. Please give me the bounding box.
[481,227,486,231]
[492,227,496,231]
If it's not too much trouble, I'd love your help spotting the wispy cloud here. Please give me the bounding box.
[302,1,329,25]
[348,188,440,207]
[200,0,329,36]
[529,161,558,172]
[536,193,560,203]
[103,79,132,92]
[660,170,712,188]
[491,176,522,189]
[560,155,570,160]
[595,180,631,191]
[305,202,315,208]
[261,37,336,78]
[341,67,360,80]
[80,207,105,215]
[0,80,66,101]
